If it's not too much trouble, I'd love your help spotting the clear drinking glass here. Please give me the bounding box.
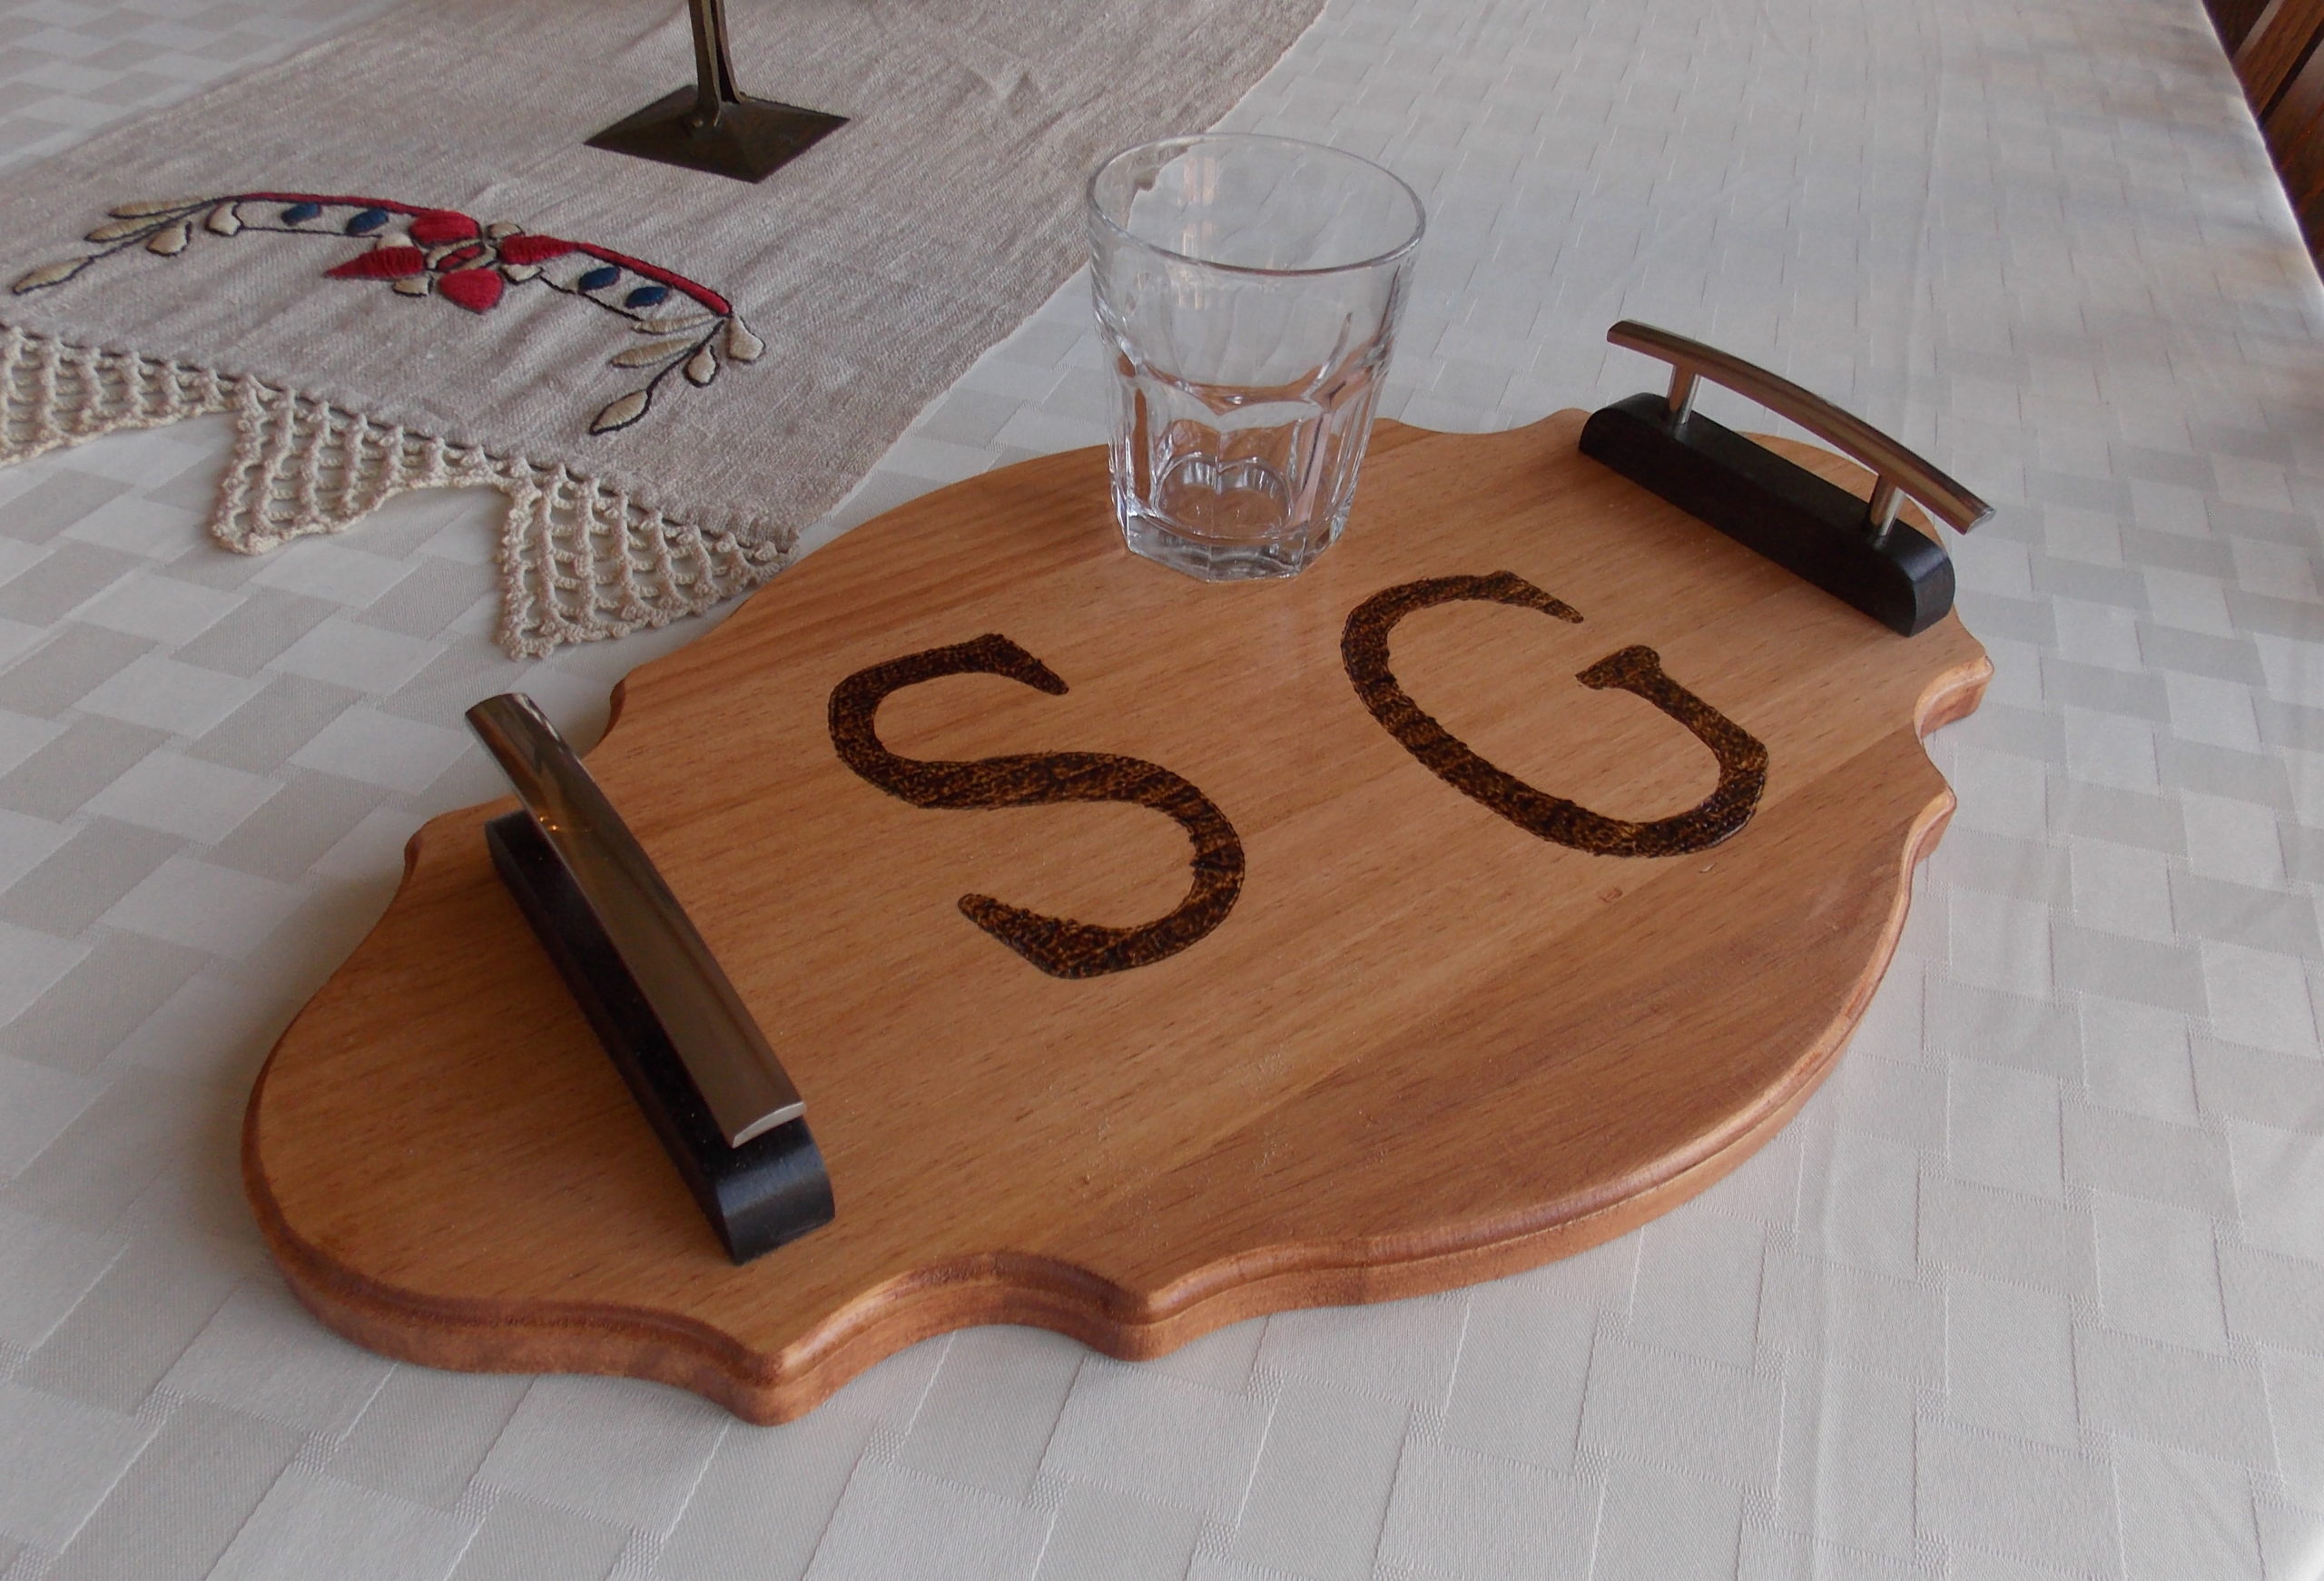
[1088,134,1424,581]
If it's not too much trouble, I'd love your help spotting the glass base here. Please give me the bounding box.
[1118,505,1346,582]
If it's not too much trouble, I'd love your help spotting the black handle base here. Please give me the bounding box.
[486,811,834,1263]
[1579,392,1955,637]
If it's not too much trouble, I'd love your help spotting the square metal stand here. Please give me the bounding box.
[587,0,846,183]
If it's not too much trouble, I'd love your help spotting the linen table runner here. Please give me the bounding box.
[0,0,1323,653]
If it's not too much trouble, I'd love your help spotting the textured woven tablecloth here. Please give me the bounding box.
[2,0,2322,1575]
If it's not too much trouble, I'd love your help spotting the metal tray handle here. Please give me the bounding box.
[467,693,803,1147]
[1608,321,1994,536]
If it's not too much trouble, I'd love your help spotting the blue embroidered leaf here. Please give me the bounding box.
[346,209,390,235]
[577,265,621,291]
[280,202,324,224]
[624,284,670,309]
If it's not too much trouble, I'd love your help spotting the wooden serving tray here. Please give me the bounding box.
[244,412,1988,1422]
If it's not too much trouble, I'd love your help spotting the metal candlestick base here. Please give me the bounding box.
[586,0,846,184]
[588,89,845,183]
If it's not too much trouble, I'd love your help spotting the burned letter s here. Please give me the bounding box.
[829,634,1244,978]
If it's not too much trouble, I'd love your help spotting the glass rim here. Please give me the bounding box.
[1086,133,1427,280]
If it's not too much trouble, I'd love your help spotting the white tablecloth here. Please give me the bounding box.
[2,0,2320,1574]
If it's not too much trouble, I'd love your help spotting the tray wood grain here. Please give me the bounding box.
[244,411,1988,1422]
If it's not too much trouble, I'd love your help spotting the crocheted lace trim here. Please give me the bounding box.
[0,324,793,656]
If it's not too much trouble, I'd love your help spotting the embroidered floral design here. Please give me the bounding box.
[10,193,763,435]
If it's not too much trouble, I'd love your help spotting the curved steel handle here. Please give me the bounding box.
[1607,321,1992,535]
[468,693,803,1147]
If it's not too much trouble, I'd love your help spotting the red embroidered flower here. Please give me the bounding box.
[16,192,760,437]
[324,246,427,280]
[498,234,576,266]
[408,210,478,246]
[437,268,504,313]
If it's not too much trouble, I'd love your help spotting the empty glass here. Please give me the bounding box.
[1088,134,1424,581]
